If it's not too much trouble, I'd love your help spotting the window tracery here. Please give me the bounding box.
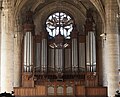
[46,12,74,39]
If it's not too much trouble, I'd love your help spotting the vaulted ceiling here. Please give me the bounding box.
[14,0,103,18]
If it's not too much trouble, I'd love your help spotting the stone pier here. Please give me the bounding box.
[0,0,14,93]
[103,0,119,96]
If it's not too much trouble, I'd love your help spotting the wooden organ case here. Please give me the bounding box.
[14,10,107,97]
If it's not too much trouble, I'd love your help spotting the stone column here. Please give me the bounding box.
[119,15,120,90]
[0,0,14,93]
[0,2,2,90]
[103,0,119,96]
[13,16,22,87]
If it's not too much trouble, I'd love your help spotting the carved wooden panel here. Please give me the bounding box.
[76,86,85,96]
[22,73,34,87]
[85,72,98,87]
[14,86,46,96]
[35,86,46,96]
[86,87,107,96]
[14,87,35,96]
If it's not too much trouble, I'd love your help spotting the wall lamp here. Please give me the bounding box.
[100,33,107,40]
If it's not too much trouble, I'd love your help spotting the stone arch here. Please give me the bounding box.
[14,0,105,30]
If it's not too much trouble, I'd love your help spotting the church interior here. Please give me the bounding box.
[0,0,120,97]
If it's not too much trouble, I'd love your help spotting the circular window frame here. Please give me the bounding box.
[46,11,74,39]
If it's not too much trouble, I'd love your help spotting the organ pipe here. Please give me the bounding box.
[65,48,71,72]
[79,43,85,71]
[48,48,55,71]
[84,9,96,72]
[36,43,41,71]
[55,49,64,72]
[71,28,78,72]
[23,32,33,72]
[23,11,35,73]
[72,39,78,71]
[41,33,48,73]
[86,31,96,72]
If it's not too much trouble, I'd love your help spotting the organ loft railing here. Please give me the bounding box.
[22,9,98,87]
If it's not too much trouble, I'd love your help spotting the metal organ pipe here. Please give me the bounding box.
[79,42,85,71]
[55,49,63,72]
[36,43,41,70]
[30,33,33,72]
[24,32,26,72]
[93,32,96,68]
[51,49,55,71]
[72,39,78,72]
[86,35,90,67]
[71,29,78,72]
[55,49,58,71]
[65,49,71,71]
[22,10,35,73]
[27,32,30,72]
[48,48,55,71]
[85,9,96,72]
[23,32,33,72]
[60,49,63,72]
[86,31,96,72]
[41,38,47,72]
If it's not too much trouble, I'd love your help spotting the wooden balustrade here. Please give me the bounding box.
[14,86,45,96]
[14,85,107,97]
[76,86,107,97]
[85,87,107,97]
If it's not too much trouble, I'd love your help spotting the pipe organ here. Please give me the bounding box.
[22,9,97,85]
[19,9,107,97]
